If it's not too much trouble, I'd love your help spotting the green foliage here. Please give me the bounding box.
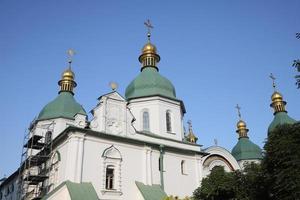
[293,33,300,88]
[193,124,300,200]
[193,164,269,200]
[292,59,300,88]
[193,166,235,200]
[263,123,300,199]
[233,163,269,200]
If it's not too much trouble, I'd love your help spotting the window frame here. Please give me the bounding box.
[166,110,172,133]
[142,110,150,132]
[105,165,115,190]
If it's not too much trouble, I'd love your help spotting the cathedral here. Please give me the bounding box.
[0,26,297,200]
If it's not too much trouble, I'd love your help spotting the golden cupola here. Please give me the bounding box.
[186,120,198,143]
[58,67,77,94]
[269,73,287,114]
[235,104,249,138]
[138,21,160,71]
[270,91,286,114]
[236,119,249,138]
[58,49,77,94]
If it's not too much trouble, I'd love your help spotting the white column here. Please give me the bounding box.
[76,134,85,182]
[147,148,153,185]
[142,147,148,184]
[65,132,85,183]
[195,155,202,186]
[65,132,78,182]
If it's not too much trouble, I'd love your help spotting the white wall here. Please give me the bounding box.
[128,96,184,141]
[51,131,202,199]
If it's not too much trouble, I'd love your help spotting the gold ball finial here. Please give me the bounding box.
[109,82,118,91]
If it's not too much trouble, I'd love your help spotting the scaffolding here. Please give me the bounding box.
[18,120,54,200]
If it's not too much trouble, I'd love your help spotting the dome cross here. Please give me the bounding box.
[235,104,242,120]
[269,73,277,91]
[67,49,76,68]
[144,19,154,42]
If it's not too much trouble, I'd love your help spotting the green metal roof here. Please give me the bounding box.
[135,181,167,200]
[268,111,297,134]
[42,181,99,200]
[125,67,176,100]
[37,92,86,121]
[231,137,262,161]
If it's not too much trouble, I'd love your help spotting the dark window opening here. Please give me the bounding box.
[105,167,114,190]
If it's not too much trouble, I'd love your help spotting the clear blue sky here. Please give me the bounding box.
[0,0,299,176]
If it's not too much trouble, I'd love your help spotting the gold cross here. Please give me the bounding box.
[144,19,154,41]
[235,104,242,119]
[269,73,276,91]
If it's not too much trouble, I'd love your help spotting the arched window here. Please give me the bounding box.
[181,160,186,175]
[105,165,115,190]
[166,111,172,132]
[102,145,122,195]
[143,111,150,131]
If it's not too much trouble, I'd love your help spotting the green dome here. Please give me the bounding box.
[231,138,262,161]
[268,112,296,134]
[37,92,86,121]
[125,67,176,100]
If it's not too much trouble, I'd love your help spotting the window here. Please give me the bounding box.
[45,131,52,144]
[166,111,172,132]
[105,166,114,190]
[143,111,150,131]
[181,160,186,175]
[159,158,161,171]
[102,145,122,195]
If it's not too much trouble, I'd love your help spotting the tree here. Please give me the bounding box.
[193,166,235,200]
[263,123,300,199]
[193,163,269,200]
[233,162,269,200]
[292,59,300,88]
[293,33,300,88]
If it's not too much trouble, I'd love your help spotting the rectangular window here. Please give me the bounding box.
[105,167,114,190]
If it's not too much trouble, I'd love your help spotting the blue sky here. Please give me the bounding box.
[0,0,299,176]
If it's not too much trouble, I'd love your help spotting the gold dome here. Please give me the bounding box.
[142,42,157,54]
[236,120,249,138]
[62,68,75,81]
[58,68,77,94]
[139,42,160,69]
[270,91,286,114]
[271,91,283,101]
[237,120,246,129]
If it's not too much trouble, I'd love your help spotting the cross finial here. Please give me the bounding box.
[187,120,192,131]
[144,19,154,42]
[214,138,218,146]
[269,73,276,91]
[235,104,242,119]
[67,49,76,68]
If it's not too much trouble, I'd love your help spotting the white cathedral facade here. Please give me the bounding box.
[1,32,275,200]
